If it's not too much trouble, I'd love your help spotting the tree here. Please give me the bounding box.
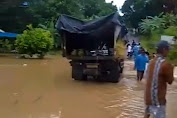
[0,0,34,32]
[79,0,117,18]
[38,18,61,49]
[139,13,177,34]
[27,0,85,24]
[121,0,177,28]
[0,0,117,32]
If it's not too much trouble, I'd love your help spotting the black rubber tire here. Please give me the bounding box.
[100,60,120,83]
[72,62,83,80]
[71,62,88,81]
[119,67,124,73]
[72,71,87,81]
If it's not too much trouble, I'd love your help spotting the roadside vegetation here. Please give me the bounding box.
[15,25,54,59]
[139,13,177,63]
[121,0,177,63]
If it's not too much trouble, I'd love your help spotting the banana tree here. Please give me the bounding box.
[38,18,61,49]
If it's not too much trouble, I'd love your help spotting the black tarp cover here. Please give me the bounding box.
[56,13,127,51]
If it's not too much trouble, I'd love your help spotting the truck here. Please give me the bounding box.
[56,13,128,83]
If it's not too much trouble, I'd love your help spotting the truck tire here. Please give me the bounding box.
[120,68,124,73]
[100,61,120,83]
[71,62,87,81]
[107,68,120,83]
[117,59,124,73]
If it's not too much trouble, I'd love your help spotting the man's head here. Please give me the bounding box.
[140,47,145,55]
[156,41,170,57]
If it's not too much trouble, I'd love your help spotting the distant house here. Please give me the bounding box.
[22,2,28,6]
[19,1,29,7]
[161,35,177,45]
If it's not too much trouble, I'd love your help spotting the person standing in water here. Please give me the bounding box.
[127,44,132,59]
[135,48,149,81]
[132,40,136,48]
[144,41,174,118]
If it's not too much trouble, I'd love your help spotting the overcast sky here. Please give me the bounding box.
[106,0,125,9]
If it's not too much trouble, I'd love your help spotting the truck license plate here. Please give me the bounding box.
[86,64,98,68]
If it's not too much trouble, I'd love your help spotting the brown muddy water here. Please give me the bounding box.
[0,54,177,118]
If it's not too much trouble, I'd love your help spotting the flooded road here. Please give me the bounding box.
[0,55,177,118]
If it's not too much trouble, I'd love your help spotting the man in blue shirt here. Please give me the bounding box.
[135,48,149,81]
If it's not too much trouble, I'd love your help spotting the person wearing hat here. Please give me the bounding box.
[144,41,174,118]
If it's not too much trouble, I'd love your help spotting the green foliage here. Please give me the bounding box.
[139,14,177,55]
[38,18,61,49]
[0,0,117,32]
[122,0,177,28]
[163,26,177,37]
[163,13,177,26]
[139,13,165,34]
[140,26,177,62]
[0,0,34,32]
[168,45,177,60]
[80,0,117,18]
[122,0,162,28]
[27,0,84,23]
[140,31,161,54]
[0,39,13,53]
[139,13,177,34]
[15,25,54,58]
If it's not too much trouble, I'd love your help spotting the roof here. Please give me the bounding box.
[0,32,18,38]
[0,29,5,32]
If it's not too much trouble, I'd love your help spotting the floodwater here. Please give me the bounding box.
[0,54,177,118]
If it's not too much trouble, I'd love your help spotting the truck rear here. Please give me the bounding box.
[56,13,127,83]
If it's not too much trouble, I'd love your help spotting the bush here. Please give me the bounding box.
[163,26,177,37]
[16,25,54,58]
[0,39,13,53]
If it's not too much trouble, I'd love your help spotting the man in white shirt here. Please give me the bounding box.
[127,44,132,58]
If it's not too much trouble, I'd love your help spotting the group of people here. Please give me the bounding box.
[127,40,140,59]
[126,40,149,81]
[128,40,175,118]
[127,40,149,59]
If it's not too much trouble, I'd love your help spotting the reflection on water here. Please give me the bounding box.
[0,54,177,118]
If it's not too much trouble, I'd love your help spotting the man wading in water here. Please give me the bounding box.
[135,48,149,81]
[144,41,174,118]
